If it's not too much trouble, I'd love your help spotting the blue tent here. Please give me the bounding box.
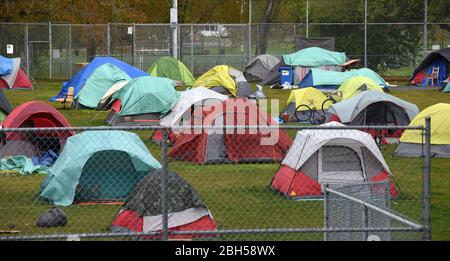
[0,55,13,76]
[50,57,148,101]
[299,68,388,90]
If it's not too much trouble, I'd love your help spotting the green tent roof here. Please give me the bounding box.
[442,81,450,93]
[75,63,132,108]
[39,131,162,206]
[111,76,179,116]
[148,56,195,87]
[283,47,347,67]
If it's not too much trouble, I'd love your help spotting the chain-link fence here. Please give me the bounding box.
[0,123,430,241]
[0,0,448,81]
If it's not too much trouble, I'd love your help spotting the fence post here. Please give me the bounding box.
[68,24,72,78]
[107,23,111,56]
[190,24,194,73]
[364,0,368,67]
[25,24,29,77]
[161,128,169,241]
[323,184,329,241]
[49,22,52,79]
[423,117,432,240]
[423,0,428,57]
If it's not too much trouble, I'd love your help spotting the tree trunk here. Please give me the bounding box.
[255,0,280,55]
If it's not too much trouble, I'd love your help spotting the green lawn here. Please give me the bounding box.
[0,82,449,240]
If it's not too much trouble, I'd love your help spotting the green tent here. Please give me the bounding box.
[111,76,179,116]
[148,56,195,87]
[75,63,132,108]
[283,47,347,67]
[442,81,450,93]
[39,130,162,206]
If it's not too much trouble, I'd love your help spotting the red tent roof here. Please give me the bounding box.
[0,68,33,89]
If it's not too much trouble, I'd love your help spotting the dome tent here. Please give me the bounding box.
[169,98,292,164]
[106,76,179,126]
[0,56,33,89]
[192,65,254,98]
[337,76,384,101]
[243,54,280,82]
[39,131,162,206]
[147,56,195,87]
[394,103,450,158]
[0,101,75,158]
[111,169,217,239]
[271,122,399,199]
[280,87,330,123]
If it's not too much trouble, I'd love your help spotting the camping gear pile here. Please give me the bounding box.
[0,55,33,89]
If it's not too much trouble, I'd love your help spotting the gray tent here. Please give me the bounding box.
[326,90,419,126]
[244,54,280,82]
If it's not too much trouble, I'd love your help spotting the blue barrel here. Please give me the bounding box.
[279,66,294,85]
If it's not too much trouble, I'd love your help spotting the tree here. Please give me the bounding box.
[255,0,281,55]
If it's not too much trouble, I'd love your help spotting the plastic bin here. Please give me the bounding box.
[279,66,294,85]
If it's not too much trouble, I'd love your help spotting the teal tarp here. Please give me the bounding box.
[282,47,347,67]
[75,63,132,108]
[309,68,387,86]
[1,156,50,175]
[443,81,450,93]
[111,76,179,116]
[39,131,162,206]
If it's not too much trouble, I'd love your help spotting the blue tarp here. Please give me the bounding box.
[0,55,13,76]
[420,57,447,87]
[32,150,59,167]
[50,57,148,101]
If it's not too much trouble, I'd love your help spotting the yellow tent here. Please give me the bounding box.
[192,65,237,96]
[286,87,329,111]
[400,103,450,144]
[338,76,384,101]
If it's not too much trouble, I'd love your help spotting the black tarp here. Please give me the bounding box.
[295,37,336,51]
[0,88,13,114]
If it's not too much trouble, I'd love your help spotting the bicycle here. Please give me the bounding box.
[321,90,343,114]
[294,91,343,124]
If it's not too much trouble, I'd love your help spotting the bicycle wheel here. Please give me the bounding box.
[321,98,334,114]
[295,105,312,122]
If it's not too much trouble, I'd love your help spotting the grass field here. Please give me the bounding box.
[0,81,449,240]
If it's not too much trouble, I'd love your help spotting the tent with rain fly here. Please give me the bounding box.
[394,103,450,158]
[106,76,179,126]
[50,56,148,102]
[280,87,330,123]
[0,56,32,89]
[0,88,13,121]
[299,68,388,90]
[111,169,217,239]
[73,63,132,109]
[271,122,399,199]
[259,47,355,86]
[410,48,450,87]
[192,65,254,98]
[243,54,280,82]
[147,56,195,87]
[169,98,292,164]
[337,76,384,101]
[0,101,75,158]
[39,131,162,206]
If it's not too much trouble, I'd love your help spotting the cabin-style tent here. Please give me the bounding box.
[169,98,292,164]
[271,122,399,199]
[410,48,450,87]
[0,56,32,89]
[39,131,162,206]
[394,103,450,158]
[106,76,179,126]
[192,65,254,98]
[0,101,75,158]
[147,56,195,87]
[50,57,148,102]
[111,169,217,239]
[243,54,280,82]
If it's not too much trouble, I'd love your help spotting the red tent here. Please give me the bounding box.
[169,98,292,164]
[0,68,33,89]
[0,101,74,157]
